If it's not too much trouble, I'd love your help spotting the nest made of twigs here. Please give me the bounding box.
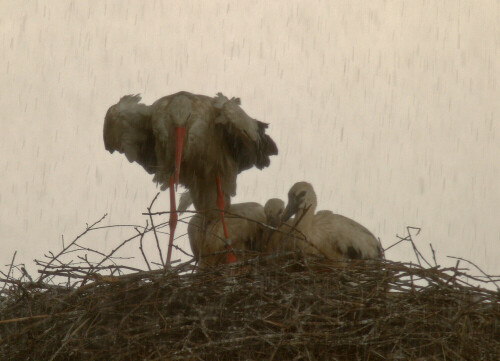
[1,206,499,361]
[1,251,499,361]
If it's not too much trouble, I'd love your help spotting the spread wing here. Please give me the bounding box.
[213,93,278,172]
[103,95,158,174]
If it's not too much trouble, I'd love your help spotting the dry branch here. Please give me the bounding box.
[1,206,499,361]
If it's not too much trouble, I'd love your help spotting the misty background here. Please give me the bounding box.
[1,1,499,275]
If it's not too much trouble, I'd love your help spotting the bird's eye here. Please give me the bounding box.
[297,190,306,199]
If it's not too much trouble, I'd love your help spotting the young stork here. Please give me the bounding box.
[187,202,266,268]
[268,182,383,260]
[103,92,278,264]
[184,195,284,260]
[264,198,285,228]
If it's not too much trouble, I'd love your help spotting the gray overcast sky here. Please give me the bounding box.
[1,1,499,275]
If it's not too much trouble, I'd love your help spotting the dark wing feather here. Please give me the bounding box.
[135,130,158,174]
[254,120,278,169]
[213,93,278,173]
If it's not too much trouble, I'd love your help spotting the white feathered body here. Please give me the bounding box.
[188,202,266,268]
[151,92,236,215]
[268,211,382,260]
[267,182,383,260]
[103,92,278,219]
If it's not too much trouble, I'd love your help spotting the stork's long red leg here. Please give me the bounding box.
[166,175,177,265]
[167,126,184,264]
[216,176,236,263]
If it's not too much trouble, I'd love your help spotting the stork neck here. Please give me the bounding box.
[295,205,315,230]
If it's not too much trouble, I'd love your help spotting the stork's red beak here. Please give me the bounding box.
[174,126,186,191]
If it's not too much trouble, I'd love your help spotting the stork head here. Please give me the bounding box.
[164,95,194,189]
[264,198,285,227]
[281,182,317,222]
[103,95,156,174]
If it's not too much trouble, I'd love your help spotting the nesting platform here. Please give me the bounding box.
[1,252,499,360]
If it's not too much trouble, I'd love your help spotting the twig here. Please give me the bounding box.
[37,214,107,283]
[447,256,500,291]
[136,222,152,271]
[1,251,17,293]
[147,192,165,267]
[48,317,90,361]
[429,243,438,267]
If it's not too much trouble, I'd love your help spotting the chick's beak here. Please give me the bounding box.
[281,203,295,222]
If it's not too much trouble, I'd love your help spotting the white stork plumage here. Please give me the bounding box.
[264,198,285,228]
[103,91,278,264]
[267,182,383,260]
[187,202,266,268]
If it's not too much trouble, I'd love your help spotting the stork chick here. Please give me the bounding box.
[264,198,285,228]
[270,182,383,260]
[188,202,266,268]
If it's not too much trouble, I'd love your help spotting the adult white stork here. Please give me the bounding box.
[267,182,383,260]
[187,202,267,268]
[103,91,278,264]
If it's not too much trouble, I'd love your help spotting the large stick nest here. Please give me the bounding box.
[1,213,499,360]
